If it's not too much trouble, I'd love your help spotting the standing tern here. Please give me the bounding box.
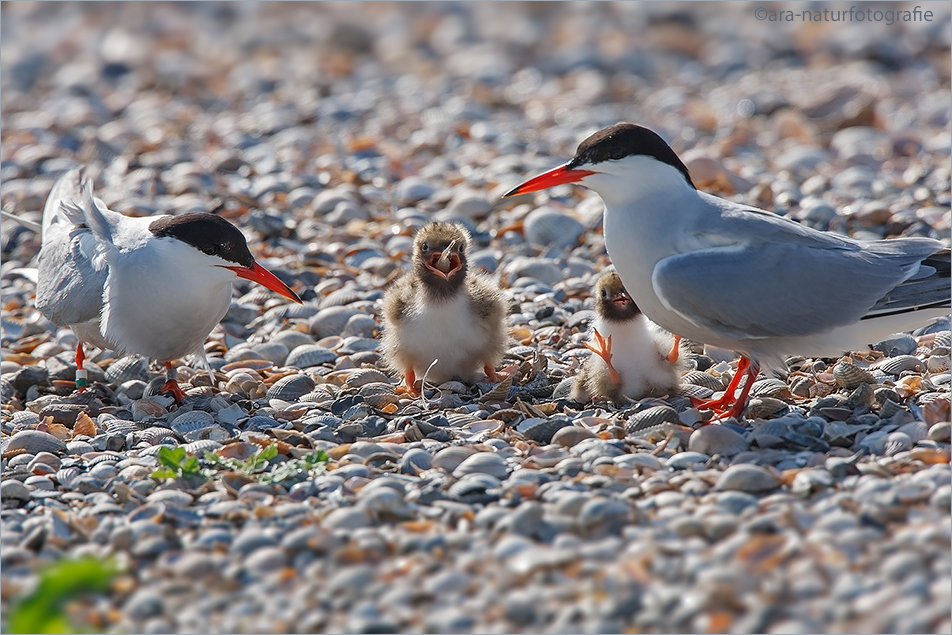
[381,221,507,394]
[35,168,302,400]
[505,123,950,419]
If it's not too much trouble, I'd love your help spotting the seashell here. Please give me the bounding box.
[5,429,67,455]
[399,448,433,474]
[713,464,781,493]
[102,419,138,436]
[131,396,173,422]
[743,397,789,419]
[872,333,917,357]
[224,371,265,398]
[676,383,714,400]
[363,393,400,409]
[896,421,928,444]
[432,446,477,473]
[518,417,572,445]
[266,374,316,402]
[300,387,337,403]
[688,425,748,457]
[137,427,177,446]
[221,359,274,373]
[681,370,725,392]
[505,345,538,362]
[308,306,361,340]
[749,378,792,400]
[181,439,223,454]
[105,356,149,384]
[343,369,390,389]
[84,451,124,466]
[169,411,216,437]
[832,360,876,390]
[874,355,924,376]
[927,355,951,373]
[182,425,231,443]
[357,382,396,397]
[357,487,414,520]
[446,472,502,503]
[270,330,317,352]
[479,373,514,404]
[135,443,177,457]
[285,345,337,369]
[933,331,951,348]
[242,415,280,432]
[789,375,814,398]
[435,381,470,395]
[626,405,680,434]
[342,314,379,339]
[54,466,82,489]
[11,410,41,427]
[884,431,912,456]
[551,426,596,447]
[249,342,289,366]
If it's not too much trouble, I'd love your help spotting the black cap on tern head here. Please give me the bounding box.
[149,213,255,268]
[569,123,695,188]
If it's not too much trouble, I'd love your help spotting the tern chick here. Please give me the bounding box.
[572,271,683,404]
[34,169,302,400]
[381,222,507,392]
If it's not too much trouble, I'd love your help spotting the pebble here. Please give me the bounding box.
[1,4,949,634]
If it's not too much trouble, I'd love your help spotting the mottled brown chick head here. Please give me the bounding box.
[596,271,641,322]
[413,222,471,297]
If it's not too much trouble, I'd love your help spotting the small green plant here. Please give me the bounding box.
[151,446,208,481]
[7,556,118,634]
[261,449,329,485]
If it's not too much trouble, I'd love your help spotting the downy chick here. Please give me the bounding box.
[381,222,507,392]
[572,271,683,404]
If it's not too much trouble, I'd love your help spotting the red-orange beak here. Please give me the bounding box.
[424,251,462,280]
[611,295,631,307]
[502,163,597,197]
[225,262,302,303]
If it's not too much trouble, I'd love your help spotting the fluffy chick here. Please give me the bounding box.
[381,222,507,391]
[572,271,683,404]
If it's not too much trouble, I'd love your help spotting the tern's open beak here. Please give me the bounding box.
[226,262,302,303]
[611,295,630,307]
[503,163,597,197]
[424,250,462,280]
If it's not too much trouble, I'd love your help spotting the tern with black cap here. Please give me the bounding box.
[505,123,949,419]
[34,168,302,400]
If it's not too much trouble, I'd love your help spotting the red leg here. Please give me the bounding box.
[719,360,760,420]
[690,356,751,413]
[585,329,621,386]
[667,335,682,364]
[483,364,501,382]
[159,361,187,404]
[75,342,88,392]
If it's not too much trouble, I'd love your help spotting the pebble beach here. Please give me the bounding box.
[1,3,951,633]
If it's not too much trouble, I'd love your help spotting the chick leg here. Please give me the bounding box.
[483,364,501,382]
[396,368,420,396]
[75,342,88,392]
[667,335,682,364]
[584,329,621,386]
[159,361,188,404]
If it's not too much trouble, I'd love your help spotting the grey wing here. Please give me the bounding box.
[35,228,107,327]
[652,238,943,340]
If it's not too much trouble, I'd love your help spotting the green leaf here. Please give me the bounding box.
[183,457,200,474]
[150,468,177,480]
[156,446,186,471]
[8,557,118,634]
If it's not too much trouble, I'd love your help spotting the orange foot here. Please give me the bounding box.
[395,368,420,396]
[690,357,760,420]
[159,379,188,404]
[667,334,682,364]
[483,364,502,382]
[585,329,621,386]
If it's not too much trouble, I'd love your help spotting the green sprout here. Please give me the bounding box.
[150,446,208,481]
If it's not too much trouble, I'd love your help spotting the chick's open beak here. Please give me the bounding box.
[424,240,462,280]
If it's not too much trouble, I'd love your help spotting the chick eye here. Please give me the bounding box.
[600,290,607,298]
[420,242,429,252]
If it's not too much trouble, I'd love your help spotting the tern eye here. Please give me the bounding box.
[610,149,625,160]
[202,244,221,256]
[420,242,429,252]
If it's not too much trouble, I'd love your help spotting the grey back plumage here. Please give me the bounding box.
[35,169,109,327]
